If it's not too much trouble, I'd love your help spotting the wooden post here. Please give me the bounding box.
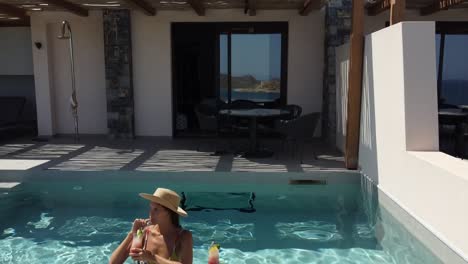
[345,0,364,169]
[390,0,405,25]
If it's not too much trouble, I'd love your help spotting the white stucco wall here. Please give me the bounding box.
[359,22,468,262]
[31,11,107,135]
[335,43,349,152]
[336,9,468,150]
[131,9,324,136]
[31,9,324,137]
[0,27,33,75]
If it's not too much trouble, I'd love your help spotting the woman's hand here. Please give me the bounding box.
[129,248,155,262]
[131,218,149,234]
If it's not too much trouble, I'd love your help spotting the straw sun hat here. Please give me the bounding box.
[139,188,188,217]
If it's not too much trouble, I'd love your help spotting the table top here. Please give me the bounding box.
[219,108,289,118]
[439,109,468,117]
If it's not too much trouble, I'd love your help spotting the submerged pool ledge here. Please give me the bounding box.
[378,186,468,264]
[0,170,361,189]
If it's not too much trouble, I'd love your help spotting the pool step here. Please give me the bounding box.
[0,182,21,190]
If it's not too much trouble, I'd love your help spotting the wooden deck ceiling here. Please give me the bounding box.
[0,0,322,19]
[0,0,466,24]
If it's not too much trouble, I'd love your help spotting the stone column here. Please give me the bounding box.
[103,9,135,139]
[322,0,352,144]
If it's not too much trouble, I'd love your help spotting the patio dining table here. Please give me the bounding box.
[219,108,290,158]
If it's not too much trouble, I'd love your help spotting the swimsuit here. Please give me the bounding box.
[168,229,185,261]
[138,227,185,263]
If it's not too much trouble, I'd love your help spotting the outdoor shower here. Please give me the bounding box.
[57,20,79,141]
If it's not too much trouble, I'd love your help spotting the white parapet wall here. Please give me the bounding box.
[335,43,349,153]
[358,21,468,262]
[30,9,324,137]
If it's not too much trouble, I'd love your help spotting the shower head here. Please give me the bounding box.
[57,20,72,39]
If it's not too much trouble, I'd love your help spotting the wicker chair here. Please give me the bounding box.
[275,112,320,163]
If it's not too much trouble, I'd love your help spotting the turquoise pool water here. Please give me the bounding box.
[0,176,441,264]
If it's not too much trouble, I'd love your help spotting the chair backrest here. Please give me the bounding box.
[282,112,320,140]
[229,99,258,110]
[195,104,218,132]
[280,105,302,120]
[262,98,281,109]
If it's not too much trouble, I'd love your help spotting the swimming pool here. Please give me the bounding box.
[0,172,441,263]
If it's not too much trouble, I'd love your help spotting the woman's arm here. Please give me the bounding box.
[178,231,193,264]
[130,230,193,264]
[109,231,132,264]
[109,219,148,264]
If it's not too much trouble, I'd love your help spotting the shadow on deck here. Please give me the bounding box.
[0,136,346,173]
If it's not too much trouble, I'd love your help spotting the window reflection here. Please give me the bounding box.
[220,33,282,103]
[437,33,468,106]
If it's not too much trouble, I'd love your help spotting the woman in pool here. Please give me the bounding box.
[109,188,193,264]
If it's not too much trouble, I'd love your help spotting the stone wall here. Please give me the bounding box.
[322,0,352,145]
[103,9,135,139]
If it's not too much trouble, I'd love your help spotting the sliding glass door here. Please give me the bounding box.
[217,23,288,105]
[436,22,468,106]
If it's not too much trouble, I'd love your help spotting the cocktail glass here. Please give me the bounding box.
[132,229,144,264]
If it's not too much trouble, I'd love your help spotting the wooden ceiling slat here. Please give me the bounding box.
[42,0,88,16]
[0,3,28,18]
[0,16,30,27]
[188,0,205,15]
[122,0,156,15]
[299,0,320,15]
[367,0,391,15]
[420,0,464,15]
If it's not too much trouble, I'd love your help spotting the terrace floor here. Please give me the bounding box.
[0,135,346,172]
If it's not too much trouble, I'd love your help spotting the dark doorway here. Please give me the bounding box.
[172,22,288,137]
[172,23,217,137]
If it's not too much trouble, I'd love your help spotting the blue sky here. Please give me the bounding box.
[220,34,281,80]
[436,34,468,80]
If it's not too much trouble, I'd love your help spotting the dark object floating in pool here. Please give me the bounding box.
[180,192,256,213]
[289,179,327,185]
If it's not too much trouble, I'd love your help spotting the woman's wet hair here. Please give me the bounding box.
[163,206,181,227]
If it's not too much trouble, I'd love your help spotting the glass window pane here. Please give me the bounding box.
[219,34,228,103]
[440,35,468,106]
[435,34,440,75]
[231,34,281,103]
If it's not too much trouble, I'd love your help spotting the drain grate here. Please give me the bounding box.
[289,179,327,185]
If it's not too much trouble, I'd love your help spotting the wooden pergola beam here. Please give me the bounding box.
[299,0,320,16]
[366,0,391,15]
[0,16,30,27]
[122,0,156,16]
[0,3,28,18]
[390,0,405,24]
[420,0,464,15]
[247,0,256,16]
[42,0,88,17]
[345,0,365,169]
[187,0,205,16]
